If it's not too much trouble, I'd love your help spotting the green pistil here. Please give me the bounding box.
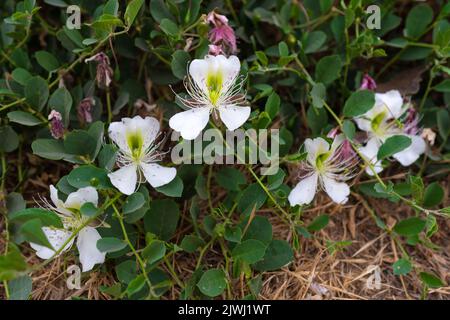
[206,71,223,106]
[371,111,387,134]
[316,152,330,171]
[126,130,144,160]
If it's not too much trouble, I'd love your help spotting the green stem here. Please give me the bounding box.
[106,89,112,123]
[112,203,156,299]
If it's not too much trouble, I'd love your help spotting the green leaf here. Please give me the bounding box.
[197,269,227,297]
[67,165,112,189]
[171,50,190,79]
[97,237,127,253]
[20,219,53,249]
[124,0,144,26]
[160,18,179,37]
[224,226,242,243]
[31,139,67,160]
[231,239,267,264]
[150,0,174,23]
[0,244,29,281]
[303,31,327,54]
[7,111,41,126]
[253,240,293,271]
[377,135,412,160]
[126,274,146,296]
[393,259,412,276]
[343,90,375,117]
[11,68,32,85]
[180,235,204,253]
[8,275,32,300]
[241,216,272,245]
[48,87,72,126]
[9,208,63,228]
[123,193,146,214]
[404,4,434,39]
[342,119,355,140]
[419,272,445,288]
[307,214,330,232]
[237,183,267,215]
[144,199,180,241]
[24,76,49,111]
[310,83,326,109]
[393,217,426,236]
[35,51,60,72]
[278,41,289,56]
[265,92,280,119]
[155,176,183,197]
[0,126,19,153]
[315,55,342,85]
[423,182,444,208]
[216,168,246,191]
[142,240,166,264]
[267,168,285,191]
[64,130,97,158]
[80,202,98,217]
[434,79,450,92]
[437,109,450,140]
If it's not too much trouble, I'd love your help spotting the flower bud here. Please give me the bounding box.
[360,73,377,91]
[48,110,64,139]
[77,97,95,126]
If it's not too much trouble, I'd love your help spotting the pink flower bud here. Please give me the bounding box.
[360,73,377,91]
[48,110,64,139]
[206,11,237,55]
[403,107,420,135]
[85,52,113,89]
[327,127,340,138]
[77,97,95,125]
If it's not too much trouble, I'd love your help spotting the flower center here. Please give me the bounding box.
[371,111,387,135]
[126,130,144,160]
[206,71,223,106]
[315,151,330,172]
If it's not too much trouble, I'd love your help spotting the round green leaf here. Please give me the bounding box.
[231,239,267,264]
[393,259,412,275]
[393,217,426,236]
[253,240,293,271]
[0,126,19,153]
[24,76,49,111]
[197,269,227,297]
[97,237,127,253]
[171,50,190,79]
[343,90,375,117]
[7,111,42,126]
[377,135,412,160]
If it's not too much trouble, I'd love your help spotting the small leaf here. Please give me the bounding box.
[144,199,180,241]
[423,182,444,208]
[343,90,375,117]
[231,239,266,264]
[124,0,144,26]
[216,168,246,191]
[180,235,204,253]
[0,126,19,153]
[307,214,329,232]
[197,269,227,297]
[8,275,32,300]
[265,92,280,119]
[310,83,326,109]
[24,76,49,111]
[393,259,412,275]
[123,193,146,214]
[35,51,60,72]
[7,111,41,126]
[67,165,111,189]
[315,55,342,85]
[171,50,190,80]
[142,240,166,264]
[404,4,434,39]
[393,217,426,236]
[97,237,127,253]
[155,176,183,197]
[252,240,293,271]
[419,272,445,288]
[160,18,179,37]
[377,135,412,160]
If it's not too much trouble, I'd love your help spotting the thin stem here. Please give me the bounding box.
[106,89,112,123]
[113,203,157,299]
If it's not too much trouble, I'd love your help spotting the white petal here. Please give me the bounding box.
[169,107,210,140]
[219,105,251,131]
[288,173,318,206]
[65,187,98,210]
[375,90,404,119]
[322,176,350,204]
[30,227,73,259]
[214,55,241,88]
[358,137,383,175]
[108,121,129,153]
[141,163,177,188]
[305,137,330,165]
[354,117,372,132]
[108,164,138,195]
[189,58,210,92]
[49,185,73,216]
[393,135,426,166]
[109,116,160,153]
[122,116,160,150]
[76,226,105,272]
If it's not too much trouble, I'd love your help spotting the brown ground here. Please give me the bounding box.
[0,151,449,300]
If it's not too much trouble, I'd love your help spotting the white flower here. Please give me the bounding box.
[108,115,176,195]
[288,135,356,206]
[169,55,250,140]
[30,185,105,272]
[354,90,426,175]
